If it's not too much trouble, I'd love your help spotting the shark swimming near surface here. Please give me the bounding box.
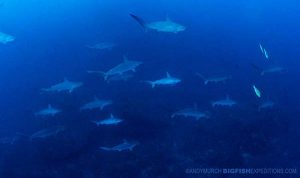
[80,97,112,111]
[146,72,181,88]
[171,104,209,120]
[129,14,185,33]
[35,104,61,117]
[92,114,123,126]
[88,56,142,80]
[0,32,15,44]
[42,78,83,93]
[100,140,139,152]
[211,95,237,107]
[196,73,231,85]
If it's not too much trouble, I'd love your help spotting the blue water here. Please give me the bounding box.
[0,0,299,177]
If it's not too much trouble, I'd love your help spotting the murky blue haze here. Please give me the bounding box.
[0,0,299,177]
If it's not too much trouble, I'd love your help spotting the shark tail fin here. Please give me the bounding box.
[129,13,146,29]
[144,81,155,88]
[196,73,207,84]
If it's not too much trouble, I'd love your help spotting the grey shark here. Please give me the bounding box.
[0,32,15,44]
[196,73,231,85]
[261,66,286,76]
[92,114,123,126]
[90,56,142,80]
[35,104,61,117]
[147,72,181,88]
[171,105,209,120]
[0,136,20,145]
[30,126,65,140]
[100,140,138,152]
[88,70,134,83]
[258,100,275,111]
[42,78,83,93]
[86,42,116,50]
[80,97,112,111]
[212,96,237,107]
[130,14,185,33]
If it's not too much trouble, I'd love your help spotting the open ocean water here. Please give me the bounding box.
[0,0,299,177]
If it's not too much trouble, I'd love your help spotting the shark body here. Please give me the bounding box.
[30,126,65,140]
[35,104,61,116]
[171,105,209,120]
[42,78,82,93]
[0,32,15,44]
[92,114,123,126]
[100,140,138,152]
[196,73,231,85]
[86,42,116,50]
[80,97,112,111]
[261,66,286,76]
[259,100,275,111]
[130,14,185,33]
[89,56,142,80]
[147,72,181,88]
[212,96,237,107]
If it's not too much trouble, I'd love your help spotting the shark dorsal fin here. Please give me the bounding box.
[166,72,171,78]
[123,55,128,62]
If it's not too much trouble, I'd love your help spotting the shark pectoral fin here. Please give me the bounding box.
[129,13,146,29]
[104,74,108,81]
[151,83,155,88]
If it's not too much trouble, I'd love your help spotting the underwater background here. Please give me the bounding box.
[0,0,299,177]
